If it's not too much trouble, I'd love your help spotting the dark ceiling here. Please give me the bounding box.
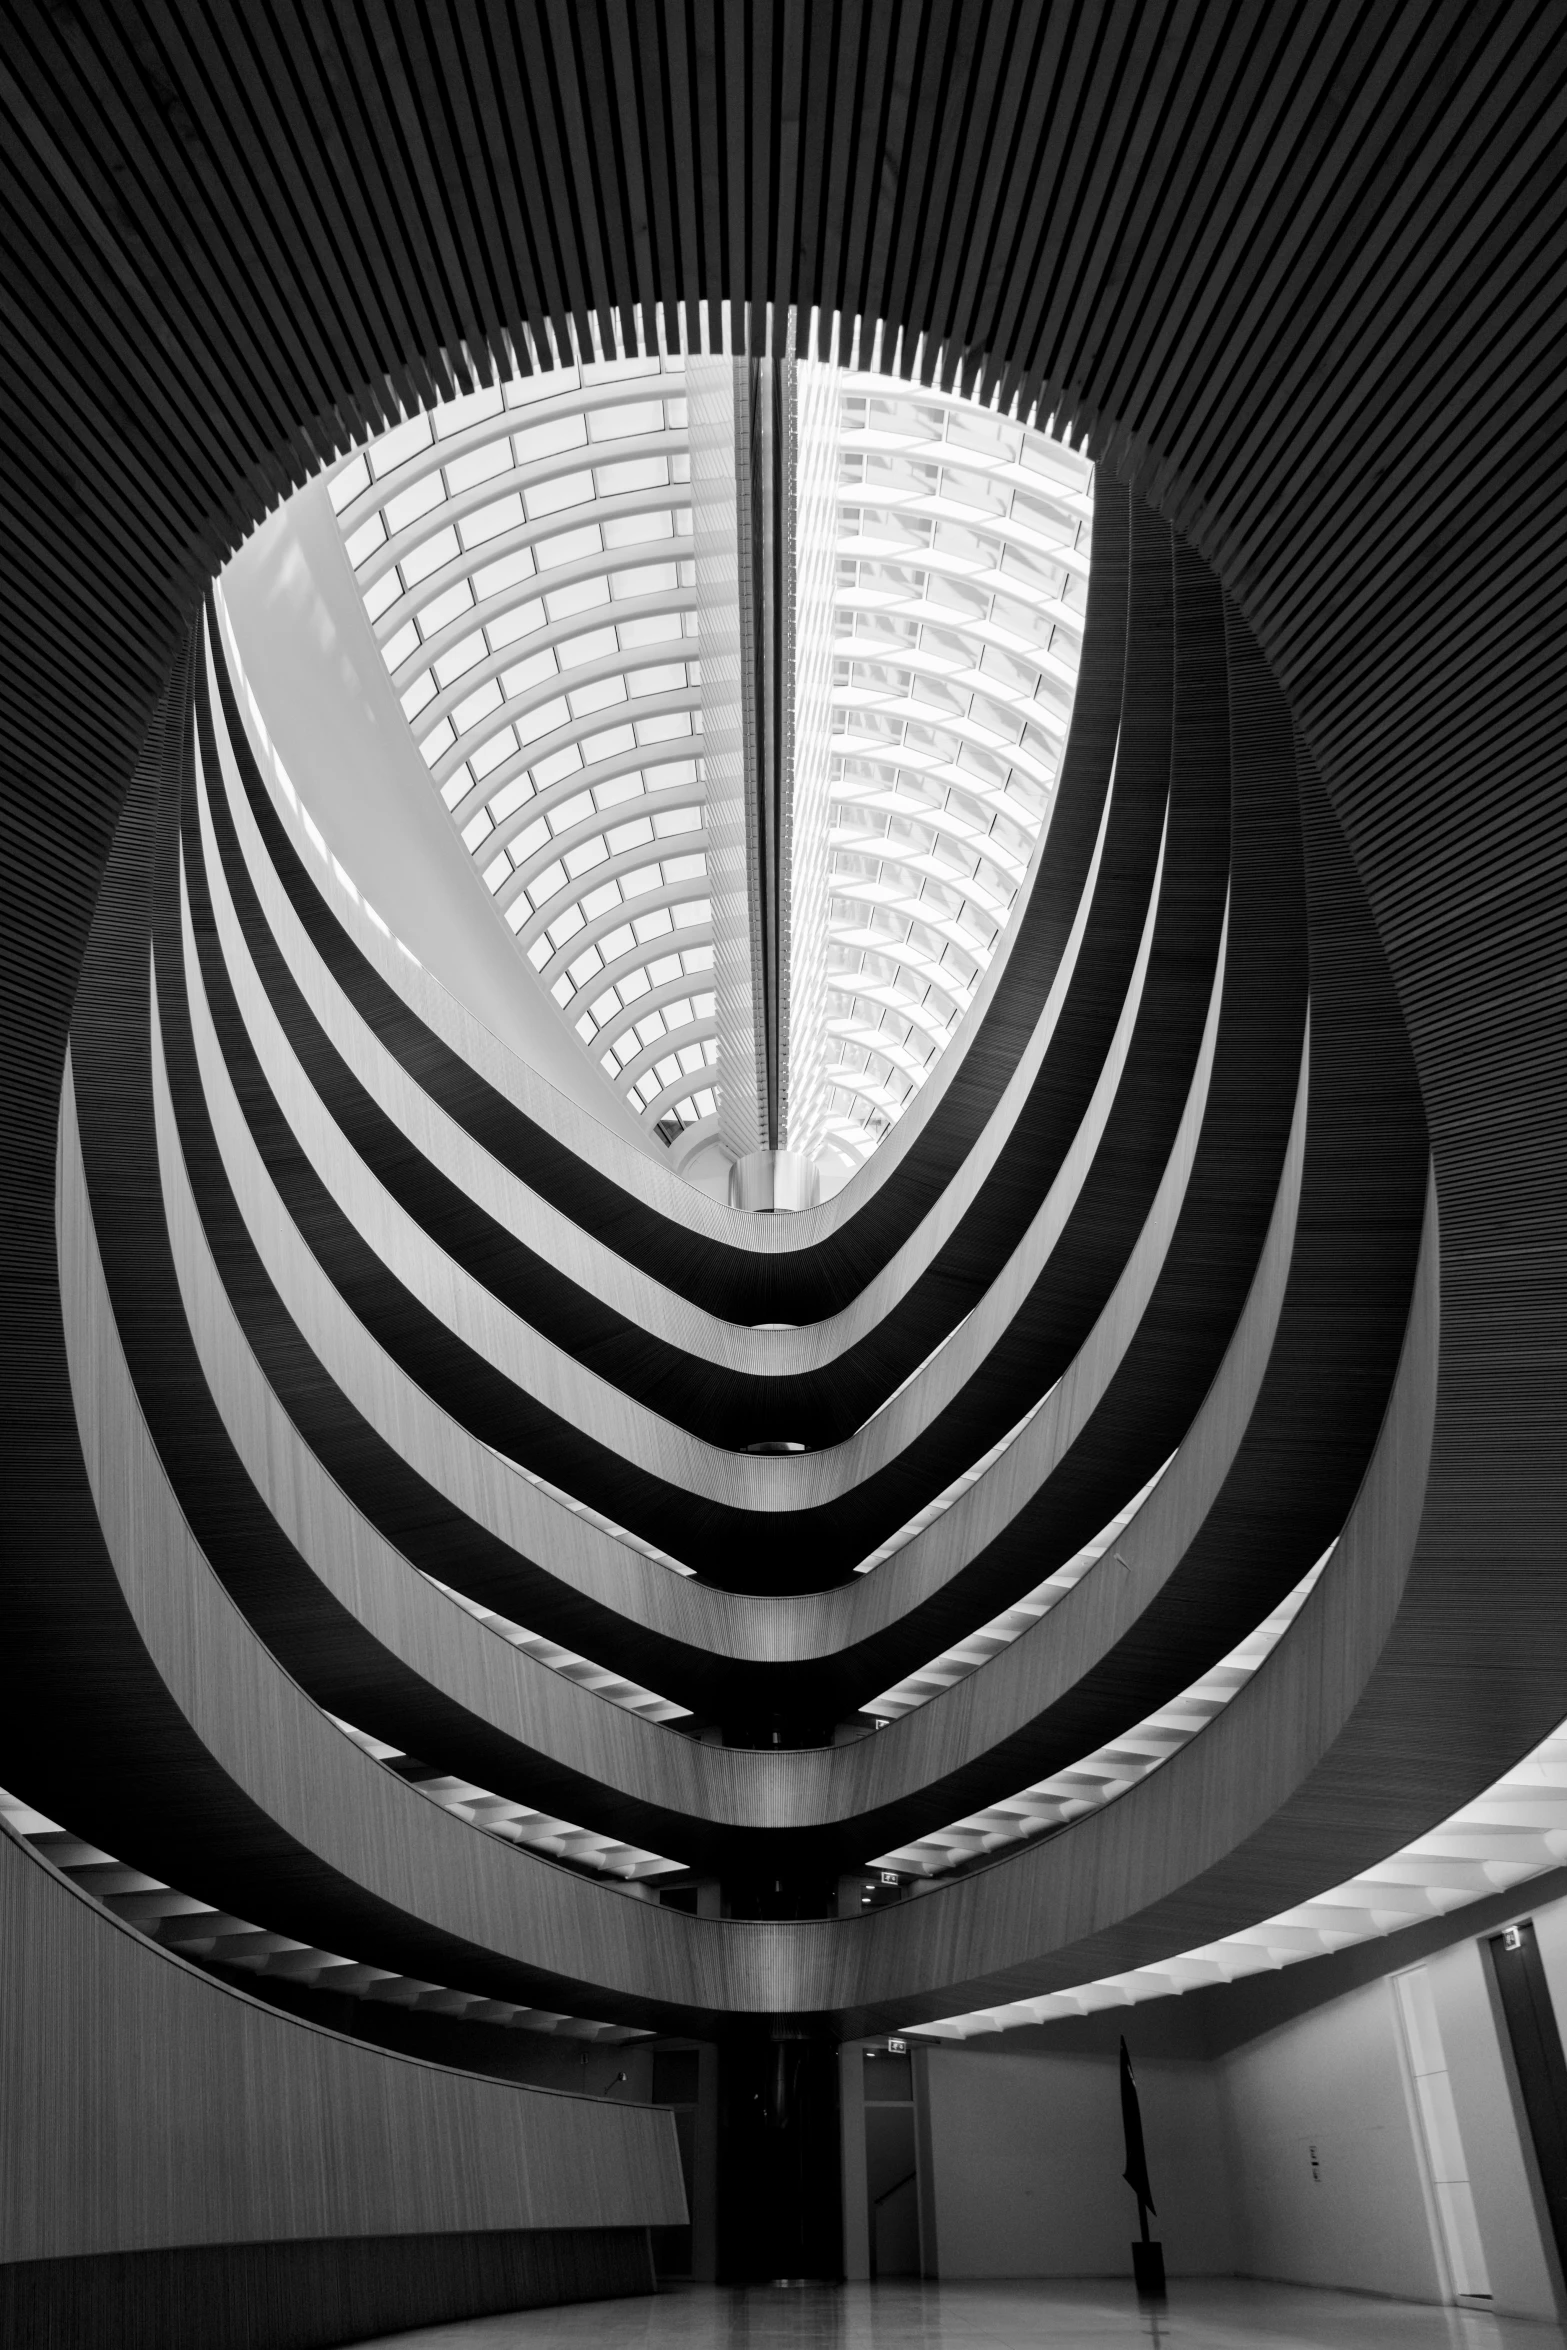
[2,0,1564,1942]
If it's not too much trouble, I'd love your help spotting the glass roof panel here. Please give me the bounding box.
[788,365,1093,1173]
[332,335,1091,1188]
[334,348,718,1153]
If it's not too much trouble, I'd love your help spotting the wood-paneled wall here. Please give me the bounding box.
[0,1848,679,2252]
[3,0,1563,2128]
[0,2232,654,2350]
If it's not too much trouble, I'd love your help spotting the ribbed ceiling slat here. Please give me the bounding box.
[1,0,1564,2024]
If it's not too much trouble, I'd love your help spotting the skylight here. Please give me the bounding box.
[329,331,1091,1193]
[330,352,716,1152]
[791,371,1092,1168]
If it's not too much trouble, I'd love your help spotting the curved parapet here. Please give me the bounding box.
[35,463,1459,2043]
[3,13,1563,2319]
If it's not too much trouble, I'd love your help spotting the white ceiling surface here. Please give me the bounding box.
[325,343,1092,1191]
[913,1722,1567,2040]
[218,475,655,1155]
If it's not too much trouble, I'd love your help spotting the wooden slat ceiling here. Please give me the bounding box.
[3,0,1564,2033]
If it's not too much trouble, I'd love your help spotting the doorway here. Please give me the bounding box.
[863,2043,920,2276]
[1489,1921,1567,2281]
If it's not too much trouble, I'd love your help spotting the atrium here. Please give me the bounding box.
[1,7,1563,2349]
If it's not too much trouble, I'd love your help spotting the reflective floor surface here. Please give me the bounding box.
[348,2278,1567,2349]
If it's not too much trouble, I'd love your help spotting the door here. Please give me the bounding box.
[1489,1922,1567,2279]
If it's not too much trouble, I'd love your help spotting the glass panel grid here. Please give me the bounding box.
[792,367,1093,1168]
[334,352,719,1145]
[335,348,1092,1166]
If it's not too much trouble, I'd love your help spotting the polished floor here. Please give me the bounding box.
[349,2279,1566,2349]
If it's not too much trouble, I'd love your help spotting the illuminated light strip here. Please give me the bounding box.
[910,1718,1567,2037]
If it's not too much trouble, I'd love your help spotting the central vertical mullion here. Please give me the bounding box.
[693,339,797,1171]
[748,346,796,1153]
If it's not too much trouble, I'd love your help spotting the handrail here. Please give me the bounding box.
[873,2169,917,2208]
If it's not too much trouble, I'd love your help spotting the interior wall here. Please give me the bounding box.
[1216,1975,1440,2303]
[1213,1912,1563,2319]
[0,1824,684,2269]
[919,2046,1235,2278]
[911,1890,1567,2312]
